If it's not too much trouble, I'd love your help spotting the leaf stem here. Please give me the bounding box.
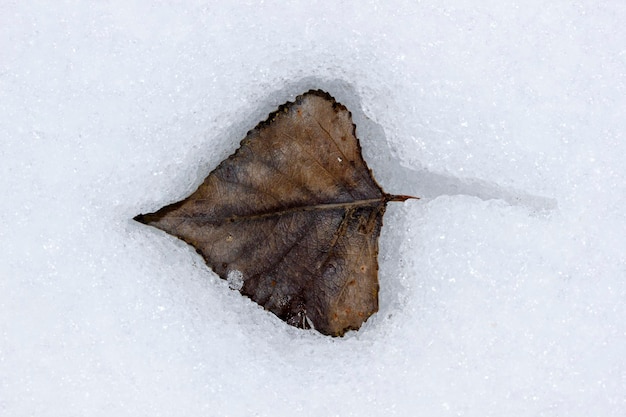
[385,194,420,203]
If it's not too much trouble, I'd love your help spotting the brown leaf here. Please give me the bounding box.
[135,90,414,336]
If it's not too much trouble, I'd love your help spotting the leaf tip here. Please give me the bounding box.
[133,213,150,224]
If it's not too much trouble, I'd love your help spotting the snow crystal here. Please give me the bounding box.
[227,270,244,291]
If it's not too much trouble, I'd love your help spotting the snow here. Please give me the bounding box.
[227,270,244,291]
[2,1,625,416]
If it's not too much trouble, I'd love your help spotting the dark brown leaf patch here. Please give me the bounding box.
[135,90,414,336]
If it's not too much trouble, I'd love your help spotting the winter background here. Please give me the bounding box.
[2,1,625,416]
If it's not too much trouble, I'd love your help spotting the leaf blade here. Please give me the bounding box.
[136,90,410,336]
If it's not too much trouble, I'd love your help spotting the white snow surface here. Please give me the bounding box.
[2,1,625,416]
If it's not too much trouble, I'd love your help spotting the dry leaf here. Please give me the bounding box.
[135,90,413,336]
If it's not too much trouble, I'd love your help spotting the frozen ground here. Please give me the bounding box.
[2,1,625,416]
